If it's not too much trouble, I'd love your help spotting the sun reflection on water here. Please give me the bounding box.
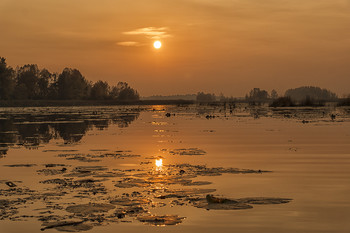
[155,158,163,168]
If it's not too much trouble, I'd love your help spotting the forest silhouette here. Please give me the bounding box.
[1,56,348,106]
[0,57,139,101]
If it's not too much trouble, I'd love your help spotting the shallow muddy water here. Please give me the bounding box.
[0,104,349,233]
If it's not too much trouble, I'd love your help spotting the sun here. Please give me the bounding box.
[153,41,162,49]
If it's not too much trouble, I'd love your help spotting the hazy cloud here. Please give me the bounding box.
[117,41,142,46]
[123,27,172,39]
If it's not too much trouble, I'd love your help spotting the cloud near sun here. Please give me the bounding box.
[116,41,142,47]
[117,27,171,47]
[124,27,171,39]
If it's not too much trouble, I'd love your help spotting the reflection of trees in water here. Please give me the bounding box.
[89,120,109,131]
[17,124,55,147]
[53,122,91,143]
[0,111,140,155]
[0,119,19,156]
[112,114,140,128]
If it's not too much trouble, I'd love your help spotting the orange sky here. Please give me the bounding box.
[1,0,350,97]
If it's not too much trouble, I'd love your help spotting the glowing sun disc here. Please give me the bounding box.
[153,41,162,49]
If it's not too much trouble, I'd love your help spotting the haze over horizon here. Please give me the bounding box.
[1,0,350,97]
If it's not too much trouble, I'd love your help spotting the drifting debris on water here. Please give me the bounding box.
[37,168,67,176]
[45,164,67,168]
[114,205,147,219]
[0,187,36,197]
[0,141,287,231]
[89,149,110,152]
[191,195,292,210]
[41,178,107,196]
[57,154,101,163]
[115,154,141,159]
[206,194,236,204]
[170,200,185,207]
[182,181,212,186]
[73,166,108,173]
[93,172,126,178]
[168,148,206,156]
[330,114,336,121]
[140,161,152,165]
[0,199,10,208]
[112,162,266,190]
[43,150,78,152]
[156,188,216,199]
[57,152,140,162]
[144,156,164,160]
[114,174,201,188]
[4,164,37,167]
[137,215,185,226]
[114,178,149,188]
[66,156,101,163]
[60,166,107,178]
[5,181,17,187]
[89,152,141,159]
[41,220,93,232]
[110,197,151,206]
[237,197,293,205]
[0,199,19,220]
[168,164,268,176]
[66,203,115,215]
[203,130,216,133]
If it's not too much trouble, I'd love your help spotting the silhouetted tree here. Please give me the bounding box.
[14,64,40,99]
[196,92,216,102]
[37,69,55,99]
[246,88,269,101]
[110,82,139,101]
[285,86,337,102]
[271,89,278,99]
[47,72,59,99]
[57,68,91,100]
[91,80,110,100]
[0,57,15,100]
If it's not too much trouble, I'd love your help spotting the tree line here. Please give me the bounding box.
[245,86,340,107]
[196,86,340,105]
[0,57,139,101]
[244,87,337,102]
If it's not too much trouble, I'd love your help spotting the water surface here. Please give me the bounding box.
[0,105,349,233]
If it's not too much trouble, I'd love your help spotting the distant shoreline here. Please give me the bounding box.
[0,99,196,107]
[0,99,346,108]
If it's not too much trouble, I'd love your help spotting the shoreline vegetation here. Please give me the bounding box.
[0,99,347,108]
[1,56,349,107]
[0,99,195,107]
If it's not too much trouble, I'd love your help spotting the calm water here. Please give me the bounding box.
[0,105,349,233]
